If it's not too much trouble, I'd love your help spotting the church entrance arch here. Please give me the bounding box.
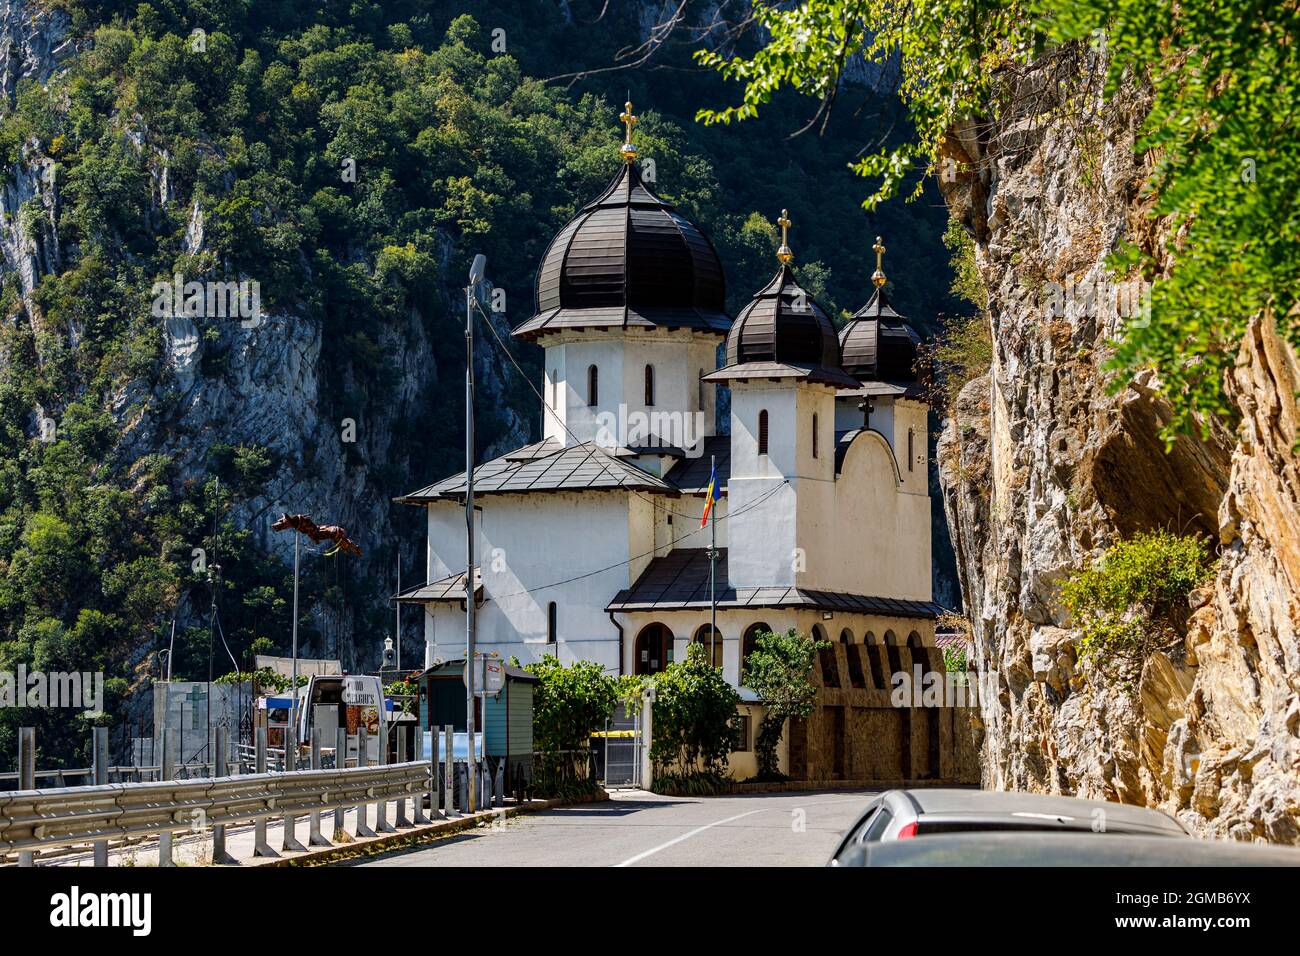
[634,623,673,675]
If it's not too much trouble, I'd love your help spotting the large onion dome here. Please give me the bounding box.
[705,210,858,387]
[513,103,729,341]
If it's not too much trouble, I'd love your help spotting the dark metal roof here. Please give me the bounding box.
[839,288,922,383]
[513,162,731,340]
[395,569,482,604]
[708,264,857,386]
[703,360,860,388]
[664,435,730,493]
[606,548,943,618]
[396,439,677,503]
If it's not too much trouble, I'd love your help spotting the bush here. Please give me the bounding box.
[1059,530,1215,673]
[740,628,826,780]
[650,643,741,790]
[523,655,619,753]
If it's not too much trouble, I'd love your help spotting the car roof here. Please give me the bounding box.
[898,788,1187,835]
[850,832,1300,867]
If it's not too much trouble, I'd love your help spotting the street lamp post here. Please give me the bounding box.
[465,253,486,813]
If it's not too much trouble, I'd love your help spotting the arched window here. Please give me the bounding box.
[907,630,923,649]
[812,413,819,459]
[692,624,723,669]
[908,427,915,472]
[839,628,853,645]
[587,365,598,407]
[811,624,828,644]
[547,602,557,645]
[864,631,877,646]
[741,622,771,680]
[644,364,655,407]
[757,410,769,455]
[884,629,899,646]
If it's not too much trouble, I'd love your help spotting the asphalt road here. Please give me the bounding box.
[349,789,875,867]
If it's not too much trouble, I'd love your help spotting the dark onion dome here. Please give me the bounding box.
[703,262,859,388]
[838,286,922,383]
[512,160,730,341]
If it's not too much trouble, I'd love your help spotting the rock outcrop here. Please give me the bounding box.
[936,45,1300,841]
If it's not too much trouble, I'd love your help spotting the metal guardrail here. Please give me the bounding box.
[0,761,432,857]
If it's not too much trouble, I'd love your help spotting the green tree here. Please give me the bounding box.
[524,655,619,753]
[740,628,827,780]
[650,642,741,792]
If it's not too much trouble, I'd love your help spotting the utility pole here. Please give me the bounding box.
[395,549,401,672]
[291,525,300,755]
[465,253,486,813]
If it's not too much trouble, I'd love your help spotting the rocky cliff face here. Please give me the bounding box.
[936,46,1300,842]
[0,0,527,669]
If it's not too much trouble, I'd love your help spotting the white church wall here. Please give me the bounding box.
[727,383,799,587]
[821,431,933,601]
[423,491,637,672]
[539,330,721,449]
[891,398,929,496]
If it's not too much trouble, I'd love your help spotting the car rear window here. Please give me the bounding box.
[864,808,894,841]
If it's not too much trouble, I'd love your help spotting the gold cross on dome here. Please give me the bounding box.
[619,101,638,163]
[872,235,887,288]
[777,209,793,264]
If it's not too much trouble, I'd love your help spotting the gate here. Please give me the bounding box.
[601,704,642,789]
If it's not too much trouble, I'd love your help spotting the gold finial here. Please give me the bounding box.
[776,209,793,264]
[619,100,638,163]
[871,235,887,288]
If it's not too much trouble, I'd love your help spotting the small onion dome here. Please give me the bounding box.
[512,160,729,341]
[703,263,859,388]
[838,287,922,383]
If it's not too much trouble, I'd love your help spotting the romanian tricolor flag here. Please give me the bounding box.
[700,464,720,528]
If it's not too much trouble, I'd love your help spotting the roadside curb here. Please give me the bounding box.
[265,790,611,867]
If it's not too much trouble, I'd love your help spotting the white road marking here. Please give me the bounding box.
[614,808,769,867]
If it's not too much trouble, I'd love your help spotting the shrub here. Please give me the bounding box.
[740,628,826,780]
[523,655,619,753]
[650,642,740,790]
[1059,530,1215,673]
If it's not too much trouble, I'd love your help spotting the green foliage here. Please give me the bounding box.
[214,666,303,692]
[1059,530,1215,672]
[524,654,619,754]
[698,0,1300,440]
[650,642,741,790]
[740,628,825,780]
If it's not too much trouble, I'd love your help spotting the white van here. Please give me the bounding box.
[296,674,391,766]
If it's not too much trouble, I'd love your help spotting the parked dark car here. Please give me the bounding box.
[833,831,1300,867]
[829,789,1189,865]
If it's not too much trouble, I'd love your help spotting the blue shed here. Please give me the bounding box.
[413,659,537,789]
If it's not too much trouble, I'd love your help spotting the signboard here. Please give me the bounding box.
[342,675,379,707]
[462,655,505,697]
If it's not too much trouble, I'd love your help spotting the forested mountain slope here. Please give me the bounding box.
[0,0,957,765]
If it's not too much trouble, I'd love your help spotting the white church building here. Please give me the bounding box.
[397,107,939,707]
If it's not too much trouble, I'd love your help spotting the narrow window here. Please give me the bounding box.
[908,427,914,472]
[587,365,598,407]
[758,409,769,455]
[547,602,557,644]
[644,364,655,407]
[551,369,557,407]
[812,413,819,459]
